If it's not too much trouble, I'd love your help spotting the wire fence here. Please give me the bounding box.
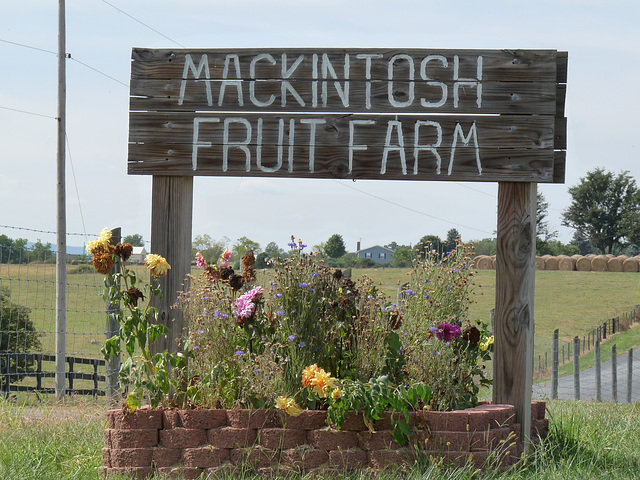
[0,244,108,397]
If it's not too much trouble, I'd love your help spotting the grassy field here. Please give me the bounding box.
[2,263,640,392]
[1,398,639,479]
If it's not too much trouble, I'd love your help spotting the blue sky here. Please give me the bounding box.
[1,0,638,252]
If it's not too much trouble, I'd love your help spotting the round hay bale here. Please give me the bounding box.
[607,256,626,272]
[544,256,560,270]
[576,256,592,271]
[605,254,615,259]
[591,255,609,272]
[491,256,497,269]
[535,256,546,270]
[571,254,582,260]
[558,256,576,271]
[476,255,493,270]
[622,257,639,273]
[586,254,597,259]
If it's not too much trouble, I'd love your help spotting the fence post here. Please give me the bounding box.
[611,344,618,403]
[573,336,580,400]
[603,321,607,339]
[595,339,601,402]
[105,227,122,405]
[551,329,559,400]
[628,348,633,404]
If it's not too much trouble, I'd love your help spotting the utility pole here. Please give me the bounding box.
[55,0,67,401]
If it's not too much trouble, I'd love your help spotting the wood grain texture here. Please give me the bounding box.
[493,182,536,451]
[149,176,193,355]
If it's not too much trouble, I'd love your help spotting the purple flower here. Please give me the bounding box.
[405,289,415,296]
[453,268,458,273]
[299,282,308,288]
[298,342,306,348]
[277,310,284,316]
[235,350,244,356]
[198,329,205,335]
[193,345,199,350]
[287,335,295,342]
[434,323,461,342]
[288,242,297,248]
[311,272,319,277]
[253,369,260,374]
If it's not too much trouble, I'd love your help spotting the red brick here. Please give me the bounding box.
[108,408,163,430]
[151,448,182,468]
[473,405,516,428]
[109,448,154,468]
[101,448,111,468]
[425,431,471,452]
[308,428,359,450]
[373,412,394,431]
[279,410,327,430]
[280,448,329,471]
[328,448,368,470]
[109,429,159,449]
[163,409,228,429]
[338,412,367,431]
[470,427,515,451]
[157,466,203,479]
[103,429,112,449]
[413,410,469,432]
[258,428,308,449]
[159,428,207,448]
[182,447,229,468]
[105,466,153,479]
[368,448,414,471]
[230,447,281,468]
[358,430,403,451]
[227,409,282,429]
[208,427,257,448]
[531,401,546,421]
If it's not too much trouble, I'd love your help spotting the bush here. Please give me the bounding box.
[0,287,42,389]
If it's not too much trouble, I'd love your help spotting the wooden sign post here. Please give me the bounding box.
[128,48,567,449]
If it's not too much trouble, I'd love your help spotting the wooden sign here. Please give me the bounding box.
[129,48,566,182]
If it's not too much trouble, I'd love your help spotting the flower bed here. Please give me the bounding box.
[100,402,548,479]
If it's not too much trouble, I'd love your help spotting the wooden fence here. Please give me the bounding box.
[0,353,105,397]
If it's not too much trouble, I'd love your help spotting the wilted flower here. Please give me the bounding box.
[145,254,171,277]
[115,243,134,261]
[93,252,114,275]
[462,326,481,345]
[125,287,145,307]
[195,252,207,268]
[218,248,231,268]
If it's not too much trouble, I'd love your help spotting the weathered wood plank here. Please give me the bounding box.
[128,112,557,148]
[128,142,555,182]
[493,181,536,451]
[131,48,559,83]
[129,79,558,115]
[150,176,193,355]
[554,117,567,150]
[553,150,566,184]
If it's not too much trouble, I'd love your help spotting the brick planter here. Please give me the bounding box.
[101,402,548,479]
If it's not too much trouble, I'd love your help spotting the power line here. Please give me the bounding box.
[68,56,128,87]
[100,0,186,48]
[65,134,90,244]
[0,105,56,119]
[331,180,494,235]
[0,37,57,55]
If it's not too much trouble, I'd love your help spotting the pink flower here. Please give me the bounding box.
[241,286,264,303]
[235,297,256,320]
[434,323,461,342]
[195,252,207,268]
[218,247,232,268]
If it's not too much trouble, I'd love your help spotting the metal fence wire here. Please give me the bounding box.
[0,244,109,396]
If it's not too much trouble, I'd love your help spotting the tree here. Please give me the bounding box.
[444,228,461,253]
[415,234,443,260]
[263,241,284,258]
[536,192,558,255]
[391,246,413,268]
[123,234,145,246]
[232,236,261,259]
[562,168,640,254]
[324,234,346,258]
[0,287,42,389]
[30,239,53,262]
[192,234,229,264]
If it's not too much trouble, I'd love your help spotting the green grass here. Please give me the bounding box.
[1,398,639,479]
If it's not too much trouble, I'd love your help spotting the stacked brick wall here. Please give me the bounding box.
[100,402,548,479]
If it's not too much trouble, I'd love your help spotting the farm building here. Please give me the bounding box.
[355,245,395,265]
[131,246,148,263]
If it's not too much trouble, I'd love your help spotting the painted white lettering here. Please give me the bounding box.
[348,119,376,174]
[381,120,407,174]
[453,55,483,108]
[312,54,319,108]
[275,119,295,173]
[356,53,383,110]
[449,122,482,175]
[191,117,220,171]
[218,54,244,107]
[223,118,252,172]
[413,120,442,174]
[249,54,276,107]
[388,54,415,108]
[300,118,326,173]
[281,54,306,107]
[179,54,212,106]
[321,54,350,107]
[420,55,448,108]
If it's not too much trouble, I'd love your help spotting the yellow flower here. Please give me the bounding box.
[331,388,344,400]
[86,239,102,255]
[275,396,302,416]
[310,369,335,398]
[86,228,114,255]
[98,228,112,248]
[479,335,494,351]
[145,254,171,277]
[302,364,321,388]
